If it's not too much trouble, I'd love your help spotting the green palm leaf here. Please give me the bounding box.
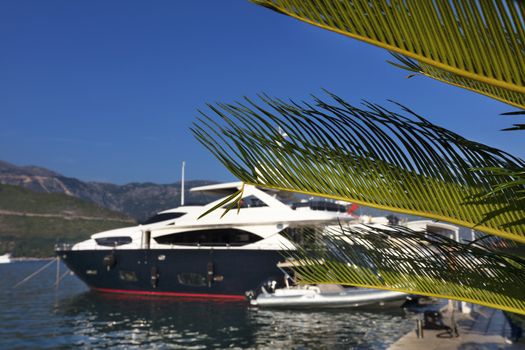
[388,53,525,110]
[192,93,525,242]
[282,225,525,315]
[251,0,525,109]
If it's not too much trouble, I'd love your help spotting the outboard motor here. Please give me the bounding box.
[261,279,278,294]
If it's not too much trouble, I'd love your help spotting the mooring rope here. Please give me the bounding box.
[54,269,71,287]
[13,257,57,288]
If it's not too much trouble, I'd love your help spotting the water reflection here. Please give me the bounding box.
[58,292,256,348]
[251,308,410,349]
[56,291,413,349]
[1,262,415,349]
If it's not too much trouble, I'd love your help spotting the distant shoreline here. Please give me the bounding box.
[9,257,55,262]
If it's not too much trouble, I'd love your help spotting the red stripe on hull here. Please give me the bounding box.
[93,287,246,300]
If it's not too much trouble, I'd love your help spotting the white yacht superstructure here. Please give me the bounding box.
[56,182,356,298]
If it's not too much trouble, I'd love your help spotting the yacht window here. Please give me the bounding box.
[292,201,347,213]
[142,212,186,224]
[223,195,267,209]
[154,228,263,246]
[95,236,132,247]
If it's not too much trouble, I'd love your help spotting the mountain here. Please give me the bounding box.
[0,183,136,257]
[0,160,218,222]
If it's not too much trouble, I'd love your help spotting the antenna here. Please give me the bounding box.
[181,161,185,206]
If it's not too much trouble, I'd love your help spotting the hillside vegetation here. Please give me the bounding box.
[0,184,135,257]
[0,160,218,221]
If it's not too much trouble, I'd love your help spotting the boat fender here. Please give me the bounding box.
[103,254,116,271]
[151,267,159,288]
[207,262,214,288]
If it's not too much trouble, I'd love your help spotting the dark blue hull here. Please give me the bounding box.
[57,249,284,299]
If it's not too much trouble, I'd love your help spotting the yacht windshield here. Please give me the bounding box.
[142,212,186,224]
[292,201,347,212]
[95,236,132,246]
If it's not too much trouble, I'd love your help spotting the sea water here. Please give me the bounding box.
[0,261,415,349]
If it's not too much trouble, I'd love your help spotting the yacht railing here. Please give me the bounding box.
[55,243,74,251]
[53,242,277,251]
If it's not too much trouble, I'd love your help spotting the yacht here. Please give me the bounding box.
[0,253,11,264]
[56,182,356,299]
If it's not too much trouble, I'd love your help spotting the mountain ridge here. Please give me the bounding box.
[0,160,218,221]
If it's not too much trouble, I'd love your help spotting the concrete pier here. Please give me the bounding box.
[389,305,525,350]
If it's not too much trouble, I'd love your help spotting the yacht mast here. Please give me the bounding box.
[181,161,185,206]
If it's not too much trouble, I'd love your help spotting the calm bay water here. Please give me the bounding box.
[0,261,415,349]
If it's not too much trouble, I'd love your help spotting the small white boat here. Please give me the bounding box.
[250,283,408,308]
[0,253,11,264]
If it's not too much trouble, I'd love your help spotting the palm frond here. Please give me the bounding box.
[388,53,525,110]
[192,92,525,242]
[282,225,525,315]
[251,0,525,109]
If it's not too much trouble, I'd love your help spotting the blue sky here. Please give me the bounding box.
[1,0,522,184]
